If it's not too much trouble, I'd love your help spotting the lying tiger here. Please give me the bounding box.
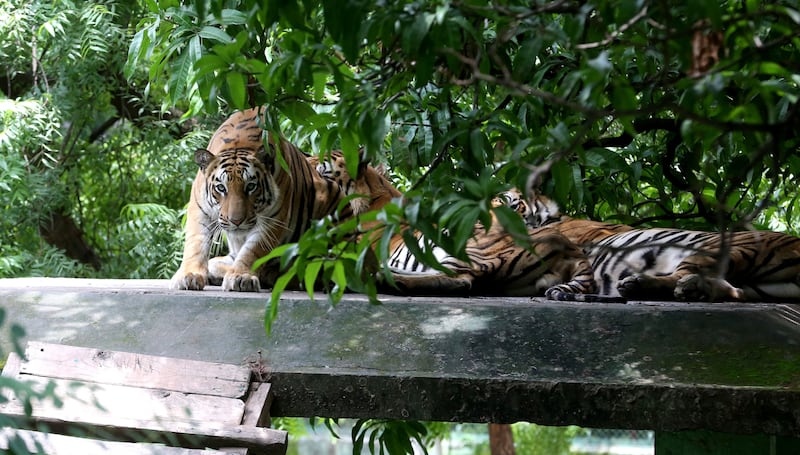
[171,108,351,291]
[312,152,623,301]
[499,188,800,302]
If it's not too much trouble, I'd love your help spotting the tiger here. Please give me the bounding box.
[170,108,347,292]
[494,188,634,245]
[312,154,624,301]
[501,188,800,302]
[307,150,401,217]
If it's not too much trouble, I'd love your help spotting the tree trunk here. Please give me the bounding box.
[39,210,102,270]
[489,423,515,455]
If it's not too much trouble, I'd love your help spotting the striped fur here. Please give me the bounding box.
[505,189,800,302]
[313,155,621,300]
[307,151,401,217]
[171,108,345,291]
[591,228,800,301]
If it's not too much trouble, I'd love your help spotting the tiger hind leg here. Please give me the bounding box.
[674,274,745,301]
[386,272,473,296]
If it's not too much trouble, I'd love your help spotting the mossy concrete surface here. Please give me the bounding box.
[1,278,799,436]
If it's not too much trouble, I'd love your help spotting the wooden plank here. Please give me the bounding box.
[21,342,250,398]
[0,376,245,425]
[242,382,272,428]
[2,413,287,455]
[0,428,226,454]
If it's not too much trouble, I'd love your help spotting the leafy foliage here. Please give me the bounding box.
[301,418,451,455]
[129,0,800,301]
[352,419,430,454]
[0,1,213,279]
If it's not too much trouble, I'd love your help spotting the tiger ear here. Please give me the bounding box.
[356,147,370,179]
[194,149,215,171]
[374,163,388,178]
[525,168,545,200]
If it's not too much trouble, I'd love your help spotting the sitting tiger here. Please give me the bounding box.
[500,188,800,302]
[171,108,348,292]
[312,154,623,301]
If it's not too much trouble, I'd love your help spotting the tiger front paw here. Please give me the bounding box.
[222,272,261,292]
[617,274,646,298]
[544,285,573,301]
[170,271,207,291]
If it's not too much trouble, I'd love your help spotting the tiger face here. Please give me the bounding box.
[310,151,400,216]
[195,147,279,234]
[492,189,533,225]
[492,188,561,228]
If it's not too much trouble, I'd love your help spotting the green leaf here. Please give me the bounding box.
[212,9,249,26]
[194,54,226,86]
[403,13,433,53]
[330,260,347,302]
[339,129,360,181]
[323,0,365,61]
[198,26,233,44]
[551,159,573,204]
[513,37,542,79]
[254,243,294,270]
[493,205,528,243]
[226,71,247,109]
[279,100,317,124]
[304,260,323,296]
[167,46,193,106]
[125,28,148,79]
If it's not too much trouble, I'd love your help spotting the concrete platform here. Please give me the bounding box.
[1,278,799,436]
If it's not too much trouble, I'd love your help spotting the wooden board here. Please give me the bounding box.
[2,413,288,454]
[0,342,288,455]
[19,341,250,398]
[0,428,225,455]
[243,382,273,428]
[0,376,245,425]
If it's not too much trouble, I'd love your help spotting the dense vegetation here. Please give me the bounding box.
[3,0,799,285]
[2,0,800,453]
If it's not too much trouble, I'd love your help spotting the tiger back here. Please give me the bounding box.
[506,189,800,301]
[314,155,621,300]
[591,227,800,301]
[171,108,345,292]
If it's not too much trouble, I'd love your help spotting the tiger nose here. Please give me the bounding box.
[230,216,244,226]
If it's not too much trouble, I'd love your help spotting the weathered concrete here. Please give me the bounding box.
[2,278,800,436]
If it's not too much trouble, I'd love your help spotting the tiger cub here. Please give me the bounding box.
[313,154,621,300]
[502,189,800,302]
[171,108,346,292]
